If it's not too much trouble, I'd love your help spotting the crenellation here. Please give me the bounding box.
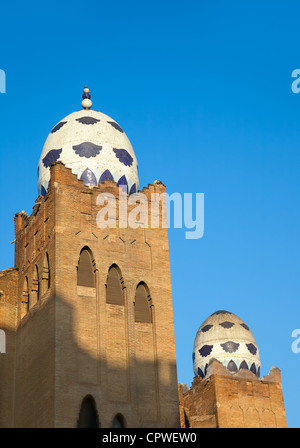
[180,359,287,428]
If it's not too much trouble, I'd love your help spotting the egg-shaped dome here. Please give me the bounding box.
[38,88,139,196]
[193,310,261,378]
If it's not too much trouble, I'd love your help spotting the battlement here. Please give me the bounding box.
[179,359,287,428]
[48,160,166,197]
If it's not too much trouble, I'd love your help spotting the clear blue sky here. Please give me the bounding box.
[0,0,299,427]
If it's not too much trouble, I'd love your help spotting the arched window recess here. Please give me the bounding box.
[106,264,125,306]
[77,247,95,288]
[112,413,126,428]
[134,282,153,323]
[21,277,29,318]
[42,252,50,294]
[77,395,100,428]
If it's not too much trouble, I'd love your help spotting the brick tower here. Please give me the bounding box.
[179,310,287,428]
[0,88,180,428]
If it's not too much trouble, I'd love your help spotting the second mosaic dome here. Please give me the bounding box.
[193,310,261,379]
[38,88,139,196]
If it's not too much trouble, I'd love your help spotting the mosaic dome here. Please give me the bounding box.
[193,310,261,378]
[37,87,139,196]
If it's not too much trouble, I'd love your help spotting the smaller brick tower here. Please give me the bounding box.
[179,310,287,428]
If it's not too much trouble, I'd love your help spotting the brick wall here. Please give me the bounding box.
[0,268,18,427]
[0,161,180,428]
[180,359,287,428]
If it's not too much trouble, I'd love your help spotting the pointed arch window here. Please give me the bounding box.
[112,413,126,428]
[0,329,5,354]
[106,265,124,305]
[21,277,29,318]
[31,265,39,307]
[77,247,95,287]
[77,395,99,428]
[42,252,50,294]
[134,282,152,323]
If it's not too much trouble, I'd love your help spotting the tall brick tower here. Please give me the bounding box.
[0,88,180,428]
[179,310,287,428]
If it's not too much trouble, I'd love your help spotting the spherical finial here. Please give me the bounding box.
[81,86,92,110]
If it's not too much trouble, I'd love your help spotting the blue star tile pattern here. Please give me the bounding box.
[219,321,235,329]
[199,345,213,357]
[107,121,124,133]
[250,363,257,375]
[99,169,114,183]
[113,148,134,167]
[73,142,102,158]
[204,363,209,376]
[42,149,63,168]
[246,343,257,355]
[211,310,232,316]
[227,360,238,372]
[76,116,100,125]
[129,183,137,195]
[80,168,97,186]
[221,341,240,353]
[239,360,249,370]
[51,121,67,133]
[117,175,128,193]
[197,367,204,379]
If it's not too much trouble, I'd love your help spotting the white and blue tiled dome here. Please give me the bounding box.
[193,310,261,378]
[38,87,139,196]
